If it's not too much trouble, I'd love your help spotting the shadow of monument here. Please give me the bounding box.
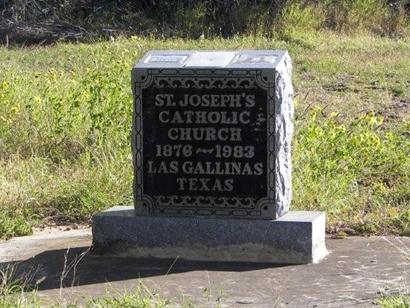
[0,246,289,291]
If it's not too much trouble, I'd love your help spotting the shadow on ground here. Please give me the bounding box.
[1,233,408,306]
[0,247,287,291]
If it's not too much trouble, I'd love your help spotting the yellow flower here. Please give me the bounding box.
[11,106,20,113]
[34,97,42,105]
[388,207,398,217]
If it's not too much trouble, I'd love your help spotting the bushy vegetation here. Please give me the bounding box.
[0,30,409,239]
[1,0,409,44]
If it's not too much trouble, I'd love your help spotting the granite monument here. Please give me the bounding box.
[92,50,327,263]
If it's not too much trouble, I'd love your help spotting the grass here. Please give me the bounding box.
[0,30,409,239]
[0,259,159,306]
[0,261,172,307]
[378,295,410,307]
[0,286,171,307]
[2,286,409,307]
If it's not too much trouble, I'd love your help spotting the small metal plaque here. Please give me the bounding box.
[145,54,188,64]
[133,51,286,219]
[231,54,277,65]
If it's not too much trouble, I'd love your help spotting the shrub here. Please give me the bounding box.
[1,0,408,44]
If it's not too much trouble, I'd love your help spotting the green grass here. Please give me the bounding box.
[0,263,171,307]
[0,31,409,239]
[3,288,409,308]
[0,287,171,308]
[378,295,410,307]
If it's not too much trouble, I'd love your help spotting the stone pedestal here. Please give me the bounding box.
[92,206,327,264]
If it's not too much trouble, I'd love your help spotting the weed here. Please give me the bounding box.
[293,109,410,234]
[59,247,90,297]
[0,263,45,307]
[85,282,170,308]
[0,208,32,239]
[0,279,170,307]
[377,295,410,307]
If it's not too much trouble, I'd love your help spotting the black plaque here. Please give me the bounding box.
[133,69,276,218]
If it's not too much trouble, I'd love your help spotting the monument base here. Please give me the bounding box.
[92,206,328,264]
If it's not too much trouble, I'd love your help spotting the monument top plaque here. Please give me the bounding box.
[132,50,293,220]
[135,50,287,69]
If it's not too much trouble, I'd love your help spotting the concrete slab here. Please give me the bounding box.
[92,206,327,264]
[0,230,409,307]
